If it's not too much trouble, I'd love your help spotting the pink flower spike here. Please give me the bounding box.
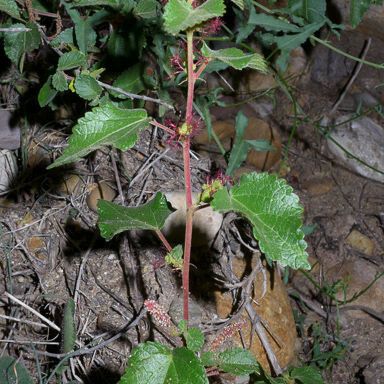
[144,300,172,328]
[209,318,247,350]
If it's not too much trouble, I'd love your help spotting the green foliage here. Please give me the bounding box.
[61,298,76,353]
[165,244,183,270]
[163,0,226,35]
[118,342,209,384]
[47,105,149,168]
[226,112,275,176]
[38,76,58,107]
[3,22,40,68]
[201,43,268,72]
[178,320,204,352]
[52,71,68,92]
[289,366,323,384]
[0,0,20,20]
[112,64,145,96]
[226,111,249,176]
[57,51,87,70]
[74,73,103,100]
[350,0,384,27]
[0,356,33,384]
[215,348,260,376]
[98,192,174,240]
[211,172,309,269]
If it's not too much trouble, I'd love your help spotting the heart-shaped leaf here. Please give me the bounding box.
[119,342,208,384]
[163,0,225,35]
[98,192,174,240]
[47,104,149,168]
[211,172,309,269]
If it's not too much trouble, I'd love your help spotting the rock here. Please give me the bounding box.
[162,192,223,248]
[0,149,17,192]
[301,175,334,196]
[326,258,384,318]
[57,174,82,195]
[327,115,384,183]
[0,109,20,150]
[240,47,307,95]
[86,181,116,211]
[360,354,384,384]
[332,0,384,42]
[345,229,375,256]
[214,256,297,372]
[194,117,281,171]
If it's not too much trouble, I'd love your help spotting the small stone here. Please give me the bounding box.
[0,149,17,192]
[57,174,82,195]
[301,176,334,196]
[162,192,223,248]
[327,116,384,183]
[345,229,375,256]
[86,181,116,211]
[26,237,45,252]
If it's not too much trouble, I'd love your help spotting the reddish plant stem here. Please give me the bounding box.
[155,230,172,253]
[149,120,175,135]
[182,30,196,323]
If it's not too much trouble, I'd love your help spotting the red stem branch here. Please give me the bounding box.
[182,30,196,323]
[155,230,172,253]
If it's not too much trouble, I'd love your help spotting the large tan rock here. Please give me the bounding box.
[194,117,281,172]
[214,256,297,372]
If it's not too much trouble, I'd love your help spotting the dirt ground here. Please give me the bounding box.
[0,27,384,384]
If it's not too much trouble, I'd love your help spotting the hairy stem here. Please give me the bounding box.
[182,30,196,323]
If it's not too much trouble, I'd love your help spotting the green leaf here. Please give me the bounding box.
[74,74,102,100]
[201,43,268,72]
[0,0,20,19]
[57,51,87,70]
[38,76,58,107]
[274,21,323,53]
[72,0,121,6]
[350,0,383,28]
[246,140,275,152]
[75,17,97,53]
[185,327,204,352]
[165,244,183,269]
[248,11,300,33]
[230,0,244,10]
[3,22,40,65]
[61,298,76,353]
[273,21,324,70]
[288,0,326,23]
[98,192,174,240]
[0,356,33,384]
[50,28,74,47]
[226,111,249,176]
[217,348,260,376]
[119,342,209,384]
[163,0,226,35]
[52,71,68,91]
[200,351,216,367]
[134,0,158,19]
[290,366,324,384]
[211,172,310,269]
[47,105,149,169]
[112,64,145,97]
